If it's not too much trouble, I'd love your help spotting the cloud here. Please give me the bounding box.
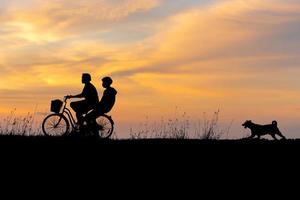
[189,0,300,63]
[1,0,160,42]
[107,0,300,122]
[120,0,295,74]
[2,0,300,93]
[0,0,162,93]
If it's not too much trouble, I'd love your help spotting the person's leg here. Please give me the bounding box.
[86,109,102,124]
[70,101,87,126]
[83,110,99,136]
[70,102,81,123]
[85,107,105,131]
[70,102,77,112]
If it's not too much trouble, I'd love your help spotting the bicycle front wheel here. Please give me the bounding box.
[42,114,69,136]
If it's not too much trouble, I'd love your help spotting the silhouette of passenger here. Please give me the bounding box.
[67,73,99,126]
[86,77,117,122]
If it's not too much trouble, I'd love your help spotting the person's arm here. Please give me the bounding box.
[67,93,84,99]
[66,87,86,99]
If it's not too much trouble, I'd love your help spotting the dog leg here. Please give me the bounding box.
[271,134,278,140]
[277,131,286,140]
[247,134,255,139]
[257,135,261,140]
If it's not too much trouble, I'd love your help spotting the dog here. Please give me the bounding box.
[242,120,286,140]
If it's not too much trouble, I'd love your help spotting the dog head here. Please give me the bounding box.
[242,120,253,129]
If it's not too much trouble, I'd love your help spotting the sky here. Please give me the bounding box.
[1,0,300,138]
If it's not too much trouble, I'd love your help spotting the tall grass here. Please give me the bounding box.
[194,110,233,140]
[0,109,43,136]
[130,110,232,140]
[0,108,233,140]
[130,112,190,139]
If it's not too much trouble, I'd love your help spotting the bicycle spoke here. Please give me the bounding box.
[43,114,68,136]
[50,117,59,125]
[102,122,109,127]
[73,115,114,138]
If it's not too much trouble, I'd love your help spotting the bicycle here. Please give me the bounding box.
[42,97,114,138]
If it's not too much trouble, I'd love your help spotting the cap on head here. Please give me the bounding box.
[102,76,113,85]
[82,73,92,82]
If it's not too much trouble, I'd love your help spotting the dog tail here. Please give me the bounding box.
[272,121,278,126]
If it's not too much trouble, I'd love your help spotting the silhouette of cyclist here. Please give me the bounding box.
[66,73,99,126]
[85,77,117,126]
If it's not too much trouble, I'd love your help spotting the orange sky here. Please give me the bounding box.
[1,0,300,138]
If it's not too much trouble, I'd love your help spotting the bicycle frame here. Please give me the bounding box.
[58,97,114,131]
[60,98,78,130]
[43,96,114,138]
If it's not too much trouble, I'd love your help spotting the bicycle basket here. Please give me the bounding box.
[51,99,63,113]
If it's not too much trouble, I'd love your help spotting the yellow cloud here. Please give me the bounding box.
[147,0,300,62]
[2,0,160,43]
[6,21,59,43]
[109,0,300,124]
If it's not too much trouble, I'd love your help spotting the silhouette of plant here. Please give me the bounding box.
[130,110,191,139]
[194,110,233,140]
[0,109,43,136]
[0,108,232,140]
[129,109,232,140]
[197,110,221,140]
[130,109,232,140]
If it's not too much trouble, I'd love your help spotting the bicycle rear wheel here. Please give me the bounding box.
[42,114,69,136]
[95,115,114,139]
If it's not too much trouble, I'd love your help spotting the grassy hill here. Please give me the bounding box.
[1,135,299,153]
[0,135,298,174]
[1,134,299,144]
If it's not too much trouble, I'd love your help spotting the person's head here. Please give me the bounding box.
[82,73,92,84]
[102,76,113,88]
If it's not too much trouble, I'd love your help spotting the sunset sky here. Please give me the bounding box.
[1,0,300,138]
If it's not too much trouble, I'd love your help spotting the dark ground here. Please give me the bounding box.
[1,135,299,169]
[1,135,299,157]
[1,134,300,145]
[0,135,299,190]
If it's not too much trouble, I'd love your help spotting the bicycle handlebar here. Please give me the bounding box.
[63,96,68,102]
